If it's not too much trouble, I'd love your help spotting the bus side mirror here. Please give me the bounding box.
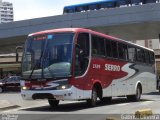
[16,46,23,62]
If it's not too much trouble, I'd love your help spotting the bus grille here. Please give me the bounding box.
[32,93,54,99]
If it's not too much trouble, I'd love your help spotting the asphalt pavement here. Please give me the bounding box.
[0,92,47,112]
[0,92,160,120]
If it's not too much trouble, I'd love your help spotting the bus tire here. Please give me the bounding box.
[48,99,59,108]
[127,85,141,102]
[0,87,3,93]
[87,87,97,107]
[159,86,160,93]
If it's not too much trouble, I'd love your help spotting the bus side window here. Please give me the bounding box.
[105,39,112,57]
[144,50,150,64]
[118,43,128,60]
[77,33,90,57]
[141,49,145,62]
[128,46,136,62]
[75,33,90,76]
[137,48,145,63]
[149,52,155,64]
[123,44,128,60]
[111,41,118,59]
[92,35,105,57]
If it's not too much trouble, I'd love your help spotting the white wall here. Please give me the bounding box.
[151,39,160,49]
[134,39,160,50]
[135,40,145,47]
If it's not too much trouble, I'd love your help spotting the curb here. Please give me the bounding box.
[106,117,120,120]
[135,109,153,118]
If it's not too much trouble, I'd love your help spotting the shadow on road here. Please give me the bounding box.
[0,91,20,94]
[144,92,160,95]
[20,97,152,113]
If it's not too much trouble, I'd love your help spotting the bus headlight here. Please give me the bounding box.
[56,84,71,90]
[21,86,30,90]
[0,82,3,85]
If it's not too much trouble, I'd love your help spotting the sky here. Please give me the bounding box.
[4,0,102,21]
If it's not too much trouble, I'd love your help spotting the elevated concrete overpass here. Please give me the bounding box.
[0,3,160,54]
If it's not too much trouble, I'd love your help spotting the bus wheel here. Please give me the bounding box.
[135,85,141,101]
[0,87,3,93]
[159,86,160,93]
[87,87,97,107]
[48,99,59,108]
[127,85,141,102]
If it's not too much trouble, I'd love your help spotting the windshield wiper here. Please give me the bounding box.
[29,50,44,79]
[29,60,41,79]
[29,39,49,79]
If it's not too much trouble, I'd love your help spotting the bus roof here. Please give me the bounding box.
[29,28,117,40]
[29,28,153,52]
[64,0,117,9]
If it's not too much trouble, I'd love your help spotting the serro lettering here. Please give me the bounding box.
[105,64,121,71]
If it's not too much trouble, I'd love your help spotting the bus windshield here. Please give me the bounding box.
[22,33,74,79]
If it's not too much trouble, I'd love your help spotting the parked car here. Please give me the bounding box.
[0,76,21,93]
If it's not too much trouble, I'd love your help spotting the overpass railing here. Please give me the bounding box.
[63,0,160,14]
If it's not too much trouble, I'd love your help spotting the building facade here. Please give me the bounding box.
[0,0,13,23]
[132,39,160,50]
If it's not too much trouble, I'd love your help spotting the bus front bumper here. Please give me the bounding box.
[21,86,77,100]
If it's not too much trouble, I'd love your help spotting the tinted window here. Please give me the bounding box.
[12,77,16,81]
[6,78,12,82]
[105,39,112,57]
[77,33,90,56]
[75,33,90,76]
[16,77,21,81]
[130,0,142,5]
[92,35,105,56]
[75,6,87,12]
[144,50,150,63]
[118,43,128,60]
[88,4,99,10]
[149,51,155,64]
[128,46,136,62]
[137,48,145,62]
[143,0,157,4]
[116,0,130,6]
[100,1,116,8]
[64,7,75,13]
[111,41,118,58]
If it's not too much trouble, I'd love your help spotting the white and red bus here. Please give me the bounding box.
[21,28,156,107]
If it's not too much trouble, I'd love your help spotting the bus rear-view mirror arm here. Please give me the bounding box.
[16,46,23,62]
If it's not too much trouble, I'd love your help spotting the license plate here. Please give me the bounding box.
[54,95,63,100]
